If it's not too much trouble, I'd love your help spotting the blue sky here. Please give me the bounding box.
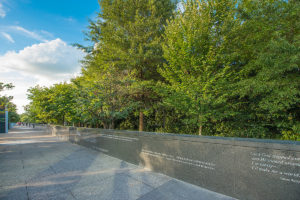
[0,0,99,53]
[0,0,99,113]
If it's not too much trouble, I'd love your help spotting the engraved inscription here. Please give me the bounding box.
[90,146,109,153]
[99,134,138,142]
[250,152,300,184]
[142,149,215,170]
[85,137,97,143]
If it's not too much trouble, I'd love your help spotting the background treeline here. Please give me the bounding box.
[0,82,20,123]
[23,0,300,140]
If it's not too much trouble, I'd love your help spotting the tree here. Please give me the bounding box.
[224,0,300,139]
[161,0,239,135]
[26,83,77,125]
[82,0,177,131]
[72,69,135,129]
[0,82,14,108]
[161,0,300,139]
[0,82,19,122]
[23,0,299,140]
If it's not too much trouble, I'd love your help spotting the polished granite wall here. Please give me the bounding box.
[50,126,300,200]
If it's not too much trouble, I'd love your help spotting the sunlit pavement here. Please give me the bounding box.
[0,127,235,200]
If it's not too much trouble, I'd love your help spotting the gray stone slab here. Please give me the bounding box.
[27,167,56,182]
[71,173,153,200]
[87,156,139,172]
[1,127,243,200]
[0,157,21,165]
[0,161,23,173]
[0,186,28,200]
[27,174,78,200]
[0,172,27,187]
[50,157,96,174]
[126,170,172,188]
[137,179,235,200]
[46,191,75,200]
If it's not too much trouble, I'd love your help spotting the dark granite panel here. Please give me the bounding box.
[74,128,141,165]
[50,126,300,200]
[139,137,235,196]
[233,146,300,200]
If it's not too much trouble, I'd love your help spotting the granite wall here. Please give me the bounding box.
[50,126,300,200]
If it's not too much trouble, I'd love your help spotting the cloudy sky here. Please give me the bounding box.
[0,0,99,113]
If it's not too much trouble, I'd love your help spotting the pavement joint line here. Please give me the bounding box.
[69,190,78,200]
[124,169,156,189]
[135,180,172,200]
[21,156,25,170]
[25,180,29,200]
[21,153,30,200]
[49,163,58,174]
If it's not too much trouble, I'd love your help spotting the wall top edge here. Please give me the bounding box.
[51,125,300,149]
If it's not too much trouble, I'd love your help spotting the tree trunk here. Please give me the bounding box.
[198,125,202,136]
[139,111,144,132]
[109,120,115,129]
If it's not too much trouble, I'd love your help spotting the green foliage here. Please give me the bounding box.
[0,82,14,107]
[81,0,177,130]
[0,82,20,123]
[24,0,299,140]
[20,113,30,123]
[72,70,136,129]
[161,0,300,139]
[25,83,77,125]
[161,0,242,135]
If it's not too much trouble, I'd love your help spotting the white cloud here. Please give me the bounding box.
[10,26,48,42]
[0,71,37,113]
[0,38,86,113]
[0,3,6,18]
[0,25,51,42]
[64,17,76,23]
[0,38,85,79]
[1,32,14,43]
[40,30,54,39]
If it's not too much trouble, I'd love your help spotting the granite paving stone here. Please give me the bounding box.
[137,179,235,200]
[71,173,154,200]
[0,185,28,200]
[0,127,236,200]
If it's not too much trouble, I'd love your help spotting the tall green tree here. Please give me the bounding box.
[26,83,77,125]
[161,0,239,135]
[83,0,177,131]
[231,0,300,139]
[162,0,300,139]
[72,68,135,129]
[24,0,299,140]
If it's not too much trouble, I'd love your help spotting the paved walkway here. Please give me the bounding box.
[0,127,235,200]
